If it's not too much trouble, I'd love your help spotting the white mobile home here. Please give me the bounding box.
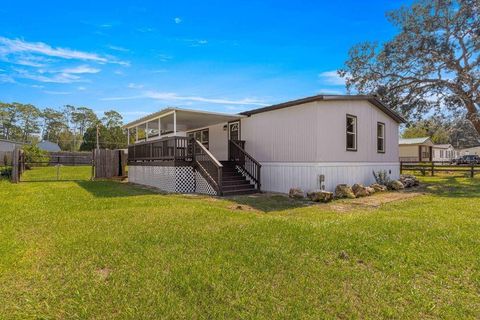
[432,144,456,162]
[124,95,405,196]
[399,137,434,162]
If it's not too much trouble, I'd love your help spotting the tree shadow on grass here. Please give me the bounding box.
[76,180,157,198]
[226,193,312,213]
[421,176,480,198]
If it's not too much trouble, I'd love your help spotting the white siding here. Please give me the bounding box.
[399,145,419,161]
[240,100,399,163]
[261,162,400,194]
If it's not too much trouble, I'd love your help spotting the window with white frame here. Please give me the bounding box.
[346,115,357,151]
[187,128,209,149]
[377,122,385,153]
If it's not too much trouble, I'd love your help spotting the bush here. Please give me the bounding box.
[22,144,50,168]
[372,170,391,185]
[0,167,12,178]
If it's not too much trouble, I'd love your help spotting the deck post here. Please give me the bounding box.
[173,110,177,135]
[145,122,149,141]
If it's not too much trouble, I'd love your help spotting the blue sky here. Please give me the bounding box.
[0,0,410,122]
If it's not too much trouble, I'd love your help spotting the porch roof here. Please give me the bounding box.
[123,107,245,130]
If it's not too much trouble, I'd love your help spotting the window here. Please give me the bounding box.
[377,122,385,153]
[188,128,209,149]
[346,115,357,151]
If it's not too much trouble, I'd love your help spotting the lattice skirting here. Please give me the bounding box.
[129,166,218,195]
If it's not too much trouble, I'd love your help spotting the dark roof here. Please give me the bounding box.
[240,94,406,123]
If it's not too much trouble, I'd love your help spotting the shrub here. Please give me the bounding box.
[22,144,50,168]
[372,170,391,185]
[0,167,12,178]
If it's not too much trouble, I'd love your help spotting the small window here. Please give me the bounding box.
[201,130,209,143]
[194,131,201,141]
[377,122,385,153]
[346,115,357,151]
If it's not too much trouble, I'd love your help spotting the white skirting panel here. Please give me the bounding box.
[260,162,400,194]
[128,166,218,195]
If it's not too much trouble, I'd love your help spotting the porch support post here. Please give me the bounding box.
[135,126,138,142]
[145,122,149,141]
[173,110,177,135]
[127,128,130,145]
[158,117,161,137]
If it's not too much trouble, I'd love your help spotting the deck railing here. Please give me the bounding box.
[128,136,191,163]
[229,139,261,190]
[193,140,223,194]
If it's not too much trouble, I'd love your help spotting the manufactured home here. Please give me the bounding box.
[124,95,405,196]
[399,137,434,162]
[432,144,456,162]
[460,145,480,156]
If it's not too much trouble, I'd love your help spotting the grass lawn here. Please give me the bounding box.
[1,169,480,319]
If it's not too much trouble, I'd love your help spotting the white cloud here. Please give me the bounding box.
[101,91,269,106]
[43,90,72,95]
[14,68,83,83]
[317,88,345,95]
[128,83,144,89]
[62,65,100,74]
[136,27,154,33]
[107,45,130,52]
[174,17,182,24]
[0,36,128,65]
[77,86,87,91]
[318,70,346,86]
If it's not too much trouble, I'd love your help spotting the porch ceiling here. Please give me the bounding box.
[123,107,244,130]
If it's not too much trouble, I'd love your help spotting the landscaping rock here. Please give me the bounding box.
[335,184,356,199]
[388,180,405,190]
[289,188,304,199]
[307,190,334,203]
[400,174,420,188]
[366,186,376,195]
[370,183,387,192]
[352,183,369,197]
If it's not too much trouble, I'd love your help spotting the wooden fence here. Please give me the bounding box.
[94,149,127,179]
[48,152,92,165]
[400,161,480,177]
[0,151,13,165]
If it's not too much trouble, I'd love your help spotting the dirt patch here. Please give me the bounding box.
[324,190,425,212]
[95,267,111,281]
[227,204,258,212]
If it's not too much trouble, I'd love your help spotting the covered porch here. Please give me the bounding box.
[123,108,261,196]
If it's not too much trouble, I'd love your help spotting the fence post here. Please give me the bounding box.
[431,162,435,176]
[11,148,19,183]
[471,163,475,178]
[400,162,403,174]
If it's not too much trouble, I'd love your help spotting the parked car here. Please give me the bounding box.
[453,155,480,165]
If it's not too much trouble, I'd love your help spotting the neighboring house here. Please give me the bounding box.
[0,138,24,152]
[38,140,61,152]
[124,95,405,196]
[399,137,434,162]
[432,144,456,162]
[459,145,480,156]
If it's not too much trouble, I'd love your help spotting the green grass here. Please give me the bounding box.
[1,168,480,319]
[21,165,92,181]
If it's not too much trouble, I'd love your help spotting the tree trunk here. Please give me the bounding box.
[465,99,480,136]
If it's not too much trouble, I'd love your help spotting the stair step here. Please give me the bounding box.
[222,180,251,186]
[222,176,247,182]
[222,184,255,191]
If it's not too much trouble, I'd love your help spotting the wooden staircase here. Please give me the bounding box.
[220,161,257,196]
